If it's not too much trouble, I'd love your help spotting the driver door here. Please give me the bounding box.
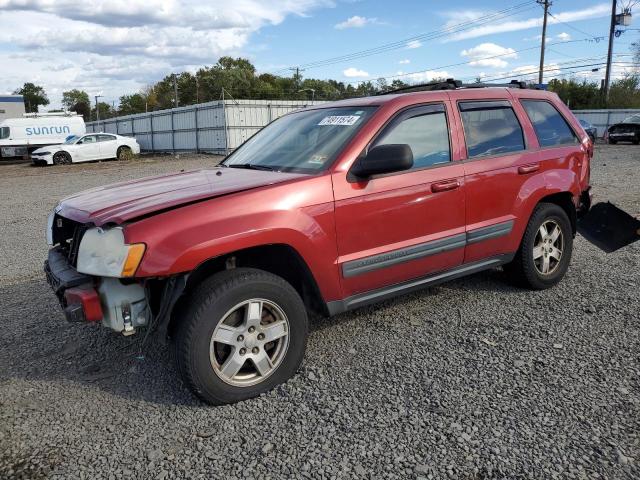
[76,135,100,161]
[332,102,466,298]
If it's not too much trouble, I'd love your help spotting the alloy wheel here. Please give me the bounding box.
[209,299,290,387]
[532,219,564,275]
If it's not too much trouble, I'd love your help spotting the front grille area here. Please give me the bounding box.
[52,214,88,267]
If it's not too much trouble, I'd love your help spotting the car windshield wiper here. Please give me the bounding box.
[225,163,277,171]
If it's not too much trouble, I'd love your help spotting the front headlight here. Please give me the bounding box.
[34,151,50,156]
[76,227,146,278]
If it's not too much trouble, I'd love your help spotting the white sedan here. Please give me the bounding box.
[31,133,141,165]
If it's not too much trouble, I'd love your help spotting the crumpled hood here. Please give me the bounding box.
[57,167,305,226]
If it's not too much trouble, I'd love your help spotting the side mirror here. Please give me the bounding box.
[351,144,413,178]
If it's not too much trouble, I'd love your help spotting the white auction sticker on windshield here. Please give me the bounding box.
[318,115,360,126]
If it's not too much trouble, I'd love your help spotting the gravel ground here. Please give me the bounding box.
[0,146,638,480]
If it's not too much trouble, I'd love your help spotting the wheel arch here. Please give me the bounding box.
[536,191,577,235]
[167,243,328,338]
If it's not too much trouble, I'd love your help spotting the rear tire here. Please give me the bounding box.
[175,268,308,405]
[116,146,131,160]
[504,203,573,290]
[53,152,71,165]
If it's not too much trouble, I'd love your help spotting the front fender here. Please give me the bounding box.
[124,175,342,301]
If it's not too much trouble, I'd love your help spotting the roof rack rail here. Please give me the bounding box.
[378,78,537,95]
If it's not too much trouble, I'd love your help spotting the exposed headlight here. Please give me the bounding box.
[77,227,146,278]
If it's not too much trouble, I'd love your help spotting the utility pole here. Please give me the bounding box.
[603,0,618,102]
[94,95,103,121]
[289,67,304,89]
[537,0,551,85]
[173,74,179,107]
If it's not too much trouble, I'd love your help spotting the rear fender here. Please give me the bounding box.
[509,168,579,249]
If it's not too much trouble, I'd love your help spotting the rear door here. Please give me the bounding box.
[332,101,467,297]
[449,90,540,263]
[97,134,118,159]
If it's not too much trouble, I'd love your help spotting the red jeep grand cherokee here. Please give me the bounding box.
[45,81,592,404]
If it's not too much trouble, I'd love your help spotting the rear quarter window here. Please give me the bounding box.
[521,100,578,147]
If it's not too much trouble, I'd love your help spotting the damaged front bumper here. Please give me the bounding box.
[45,247,150,335]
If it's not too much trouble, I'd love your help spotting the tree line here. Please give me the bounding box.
[11,53,640,121]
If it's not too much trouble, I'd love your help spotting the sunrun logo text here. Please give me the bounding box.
[26,126,71,136]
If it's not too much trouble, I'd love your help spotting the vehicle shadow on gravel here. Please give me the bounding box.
[0,270,517,407]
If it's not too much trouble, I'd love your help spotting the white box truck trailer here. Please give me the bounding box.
[0,113,86,158]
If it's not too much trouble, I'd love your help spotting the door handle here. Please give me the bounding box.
[518,164,540,175]
[431,180,460,193]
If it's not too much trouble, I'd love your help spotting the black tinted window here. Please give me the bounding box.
[460,101,525,158]
[373,105,450,169]
[521,100,578,147]
[0,127,9,139]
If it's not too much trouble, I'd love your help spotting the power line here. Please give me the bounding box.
[546,9,602,40]
[345,38,606,86]
[272,1,539,73]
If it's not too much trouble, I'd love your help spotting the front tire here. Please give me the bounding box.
[504,203,573,290]
[53,152,71,165]
[175,268,308,405]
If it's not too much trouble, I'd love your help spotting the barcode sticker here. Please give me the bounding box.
[318,115,360,126]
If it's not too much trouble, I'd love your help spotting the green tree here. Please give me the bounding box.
[119,93,148,115]
[62,89,91,120]
[608,75,640,109]
[62,89,90,110]
[547,78,603,109]
[13,82,49,113]
[90,102,113,121]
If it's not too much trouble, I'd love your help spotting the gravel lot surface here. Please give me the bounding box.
[1,146,639,479]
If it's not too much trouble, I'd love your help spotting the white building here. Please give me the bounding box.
[0,95,26,122]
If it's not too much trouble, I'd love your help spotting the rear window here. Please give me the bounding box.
[459,101,525,158]
[521,100,578,147]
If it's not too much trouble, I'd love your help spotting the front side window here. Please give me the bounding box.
[459,101,525,158]
[80,135,96,144]
[223,106,376,173]
[0,127,9,139]
[521,100,578,147]
[371,104,451,169]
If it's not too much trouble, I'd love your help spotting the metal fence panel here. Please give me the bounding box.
[83,100,334,154]
[572,109,640,138]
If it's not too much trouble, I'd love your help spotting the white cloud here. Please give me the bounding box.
[343,67,369,78]
[442,4,610,42]
[0,0,333,107]
[334,15,377,29]
[398,59,410,64]
[406,40,422,49]
[395,70,451,83]
[557,32,571,41]
[461,43,518,68]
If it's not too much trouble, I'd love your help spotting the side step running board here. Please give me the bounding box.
[327,254,514,316]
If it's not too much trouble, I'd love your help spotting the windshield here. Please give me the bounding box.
[622,115,640,124]
[63,135,79,144]
[0,126,9,140]
[222,106,376,173]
